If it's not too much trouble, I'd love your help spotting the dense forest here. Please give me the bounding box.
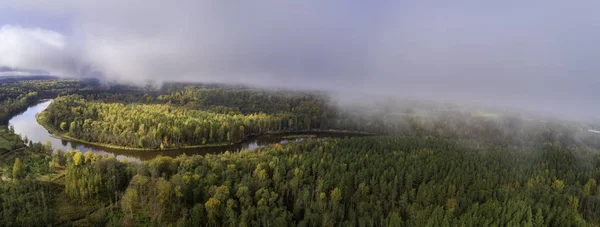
[39,86,390,149]
[2,78,600,226]
[2,135,600,226]
[39,90,600,151]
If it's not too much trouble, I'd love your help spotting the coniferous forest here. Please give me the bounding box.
[1,78,600,226]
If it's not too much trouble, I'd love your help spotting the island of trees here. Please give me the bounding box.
[37,92,336,150]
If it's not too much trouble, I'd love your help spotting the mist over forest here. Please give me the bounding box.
[2,1,600,226]
[1,1,600,119]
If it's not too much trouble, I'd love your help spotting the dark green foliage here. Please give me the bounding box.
[2,128,600,226]
[0,180,55,226]
[111,136,599,226]
[156,86,330,115]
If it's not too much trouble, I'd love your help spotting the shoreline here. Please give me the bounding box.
[36,111,374,152]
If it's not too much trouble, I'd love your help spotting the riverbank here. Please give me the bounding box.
[36,111,374,152]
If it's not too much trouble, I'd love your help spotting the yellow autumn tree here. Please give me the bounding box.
[12,158,25,180]
[73,152,83,166]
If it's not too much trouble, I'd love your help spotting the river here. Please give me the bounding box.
[9,100,363,162]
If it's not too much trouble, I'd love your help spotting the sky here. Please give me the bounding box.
[0,1,599,119]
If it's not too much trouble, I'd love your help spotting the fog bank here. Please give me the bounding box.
[1,1,599,119]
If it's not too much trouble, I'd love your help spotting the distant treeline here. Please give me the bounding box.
[0,79,103,124]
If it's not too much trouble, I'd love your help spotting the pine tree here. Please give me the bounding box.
[533,208,545,227]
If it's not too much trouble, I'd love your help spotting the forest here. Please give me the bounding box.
[0,78,104,124]
[2,134,600,226]
[38,89,600,151]
[1,78,600,226]
[38,94,331,149]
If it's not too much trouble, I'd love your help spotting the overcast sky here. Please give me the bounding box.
[0,1,599,119]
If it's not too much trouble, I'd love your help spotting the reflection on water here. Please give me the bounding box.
[9,100,364,162]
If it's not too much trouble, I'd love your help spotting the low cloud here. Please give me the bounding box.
[0,25,94,77]
[2,1,600,119]
[0,25,64,75]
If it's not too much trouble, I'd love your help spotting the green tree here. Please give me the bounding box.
[44,140,53,152]
[583,179,596,196]
[205,197,221,225]
[12,158,25,179]
[60,122,68,131]
[568,196,579,212]
[552,180,565,191]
